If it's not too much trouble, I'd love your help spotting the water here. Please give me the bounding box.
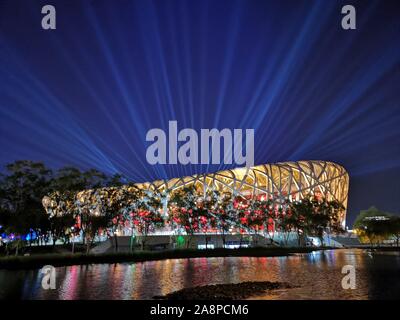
[0,249,399,299]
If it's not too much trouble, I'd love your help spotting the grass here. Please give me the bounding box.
[0,247,316,270]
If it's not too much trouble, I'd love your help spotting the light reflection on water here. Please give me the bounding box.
[0,249,399,300]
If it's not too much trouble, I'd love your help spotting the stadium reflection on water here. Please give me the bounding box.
[0,249,399,299]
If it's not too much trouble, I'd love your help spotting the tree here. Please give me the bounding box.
[196,190,219,248]
[82,169,107,189]
[0,160,53,253]
[74,189,100,250]
[168,186,202,248]
[131,192,164,250]
[353,207,391,246]
[212,192,236,248]
[46,166,109,250]
[231,195,254,248]
[51,166,109,192]
[308,198,345,247]
[104,186,148,251]
[84,215,109,253]
[261,199,279,245]
[50,167,86,193]
[388,216,400,247]
[288,198,313,246]
[275,203,295,246]
[247,196,274,246]
[49,213,75,246]
[106,173,125,187]
[286,195,345,247]
[43,190,77,246]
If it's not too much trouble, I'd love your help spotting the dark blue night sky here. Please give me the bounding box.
[0,0,399,225]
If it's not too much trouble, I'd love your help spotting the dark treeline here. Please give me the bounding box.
[0,160,127,253]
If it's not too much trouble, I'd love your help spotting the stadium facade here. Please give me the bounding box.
[43,160,349,229]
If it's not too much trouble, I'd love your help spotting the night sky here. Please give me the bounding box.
[0,0,399,225]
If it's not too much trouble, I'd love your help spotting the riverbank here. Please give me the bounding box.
[361,246,400,251]
[0,247,316,270]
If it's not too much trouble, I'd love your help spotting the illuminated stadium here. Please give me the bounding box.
[136,160,348,217]
[43,161,349,245]
[131,160,349,225]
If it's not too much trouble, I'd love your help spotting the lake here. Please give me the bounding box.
[0,249,399,299]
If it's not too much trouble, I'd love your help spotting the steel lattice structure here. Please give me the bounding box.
[138,161,348,224]
[43,160,349,226]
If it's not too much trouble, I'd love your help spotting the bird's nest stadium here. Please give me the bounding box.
[43,160,349,228]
